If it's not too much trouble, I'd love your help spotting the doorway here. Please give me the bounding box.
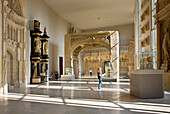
[59,57,63,77]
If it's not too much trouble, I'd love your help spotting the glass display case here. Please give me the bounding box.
[138,51,157,70]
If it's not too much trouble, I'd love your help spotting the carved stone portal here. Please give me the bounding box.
[1,0,27,94]
[65,31,119,80]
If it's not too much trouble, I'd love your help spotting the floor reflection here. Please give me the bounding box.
[0,80,170,114]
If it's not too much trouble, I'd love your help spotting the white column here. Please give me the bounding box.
[22,28,27,85]
[2,0,8,94]
[2,58,8,94]
[0,0,3,94]
[116,31,120,82]
[26,30,30,84]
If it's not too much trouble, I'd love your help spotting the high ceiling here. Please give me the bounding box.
[44,0,136,30]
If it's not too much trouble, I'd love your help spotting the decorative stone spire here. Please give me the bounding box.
[44,27,47,35]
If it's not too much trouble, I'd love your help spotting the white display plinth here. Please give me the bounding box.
[61,75,74,81]
[130,70,164,98]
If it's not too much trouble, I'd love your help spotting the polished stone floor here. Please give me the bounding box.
[0,80,170,114]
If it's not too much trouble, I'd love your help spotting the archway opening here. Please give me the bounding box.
[78,47,110,78]
[65,31,120,81]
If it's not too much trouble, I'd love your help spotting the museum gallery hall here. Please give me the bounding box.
[0,0,170,114]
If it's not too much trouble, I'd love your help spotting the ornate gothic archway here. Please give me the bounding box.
[65,31,120,80]
[64,32,111,78]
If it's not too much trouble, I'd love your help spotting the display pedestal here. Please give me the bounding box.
[130,70,164,98]
[32,77,41,84]
[61,75,74,81]
[164,72,170,91]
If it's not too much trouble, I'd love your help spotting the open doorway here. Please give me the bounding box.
[79,47,110,77]
[59,57,63,77]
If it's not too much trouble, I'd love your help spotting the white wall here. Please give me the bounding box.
[83,24,134,46]
[26,0,70,80]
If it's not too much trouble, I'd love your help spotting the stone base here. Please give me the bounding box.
[164,72,170,91]
[61,75,74,81]
[3,84,8,94]
[32,77,41,84]
[130,70,164,98]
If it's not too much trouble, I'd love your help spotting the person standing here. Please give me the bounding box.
[98,68,102,89]
[90,69,92,76]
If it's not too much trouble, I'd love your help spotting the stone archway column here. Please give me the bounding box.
[0,0,3,94]
[22,27,27,86]
[22,61,26,84]
[2,58,7,94]
[64,34,72,75]
[2,0,8,94]
[18,60,23,85]
[73,56,79,79]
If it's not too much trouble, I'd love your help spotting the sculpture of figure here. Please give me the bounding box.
[12,0,19,14]
[42,63,46,74]
[35,22,39,28]
[35,37,41,53]
[43,41,48,55]
[165,29,170,48]
[33,62,37,77]
[162,28,169,61]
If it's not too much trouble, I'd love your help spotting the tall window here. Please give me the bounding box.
[151,0,157,69]
[137,0,157,69]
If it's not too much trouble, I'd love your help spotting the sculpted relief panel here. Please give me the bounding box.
[7,0,22,16]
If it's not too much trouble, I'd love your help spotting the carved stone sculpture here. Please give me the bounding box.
[42,63,46,74]
[11,0,21,15]
[33,62,37,78]
[43,41,48,55]
[162,28,169,61]
[35,37,41,53]
[12,0,17,10]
